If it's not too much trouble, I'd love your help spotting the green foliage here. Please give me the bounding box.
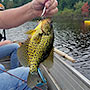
[74,1,85,9]
[58,0,79,10]
[0,0,89,16]
[74,1,85,15]
[61,8,74,16]
[0,0,32,9]
[58,0,88,10]
[57,0,89,16]
[6,1,15,9]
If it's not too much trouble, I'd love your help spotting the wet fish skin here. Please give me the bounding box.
[17,18,54,88]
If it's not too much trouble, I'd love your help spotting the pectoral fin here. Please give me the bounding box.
[17,39,30,67]
[25,29,36,35]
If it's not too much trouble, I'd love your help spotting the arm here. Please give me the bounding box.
[0,3,36,29]
[0,40,12,46]
[0,0,58,29]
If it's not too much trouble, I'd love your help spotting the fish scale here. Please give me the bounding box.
[29,34,53,73]
[17,18,54,88]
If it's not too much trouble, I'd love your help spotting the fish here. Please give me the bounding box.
[17,18,54,88]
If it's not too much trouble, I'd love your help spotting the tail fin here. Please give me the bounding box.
[27,72,42,88]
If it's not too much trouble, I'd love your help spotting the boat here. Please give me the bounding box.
[0,48,90,90]
[84,20,90,26]
[40,48,90,90]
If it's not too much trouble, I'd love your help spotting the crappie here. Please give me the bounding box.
[17,18,54,88]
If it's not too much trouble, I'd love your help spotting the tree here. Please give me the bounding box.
[61,8,74,16]
[0,0,32,9]
[6,0,14,8]
[74,1,85,14]
[58,0,80,10]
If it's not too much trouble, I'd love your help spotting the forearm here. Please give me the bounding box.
[0,0,58,29]
[0,41,7,46]
[0,2,40,29]
[0,40,12,46]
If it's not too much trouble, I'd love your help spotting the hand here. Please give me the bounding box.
[0,40,12,46]
[3,40,12,44]
[31,0,58,17]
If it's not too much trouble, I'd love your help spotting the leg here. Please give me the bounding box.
[10,43,20,69]
[0,43,20,69]
[0,64,6,73]
[0,67,31,90]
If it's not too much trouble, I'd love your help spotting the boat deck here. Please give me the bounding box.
[0,56,10,69]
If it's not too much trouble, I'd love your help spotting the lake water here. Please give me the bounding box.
[0,18,90,80]
[54,17,90,80]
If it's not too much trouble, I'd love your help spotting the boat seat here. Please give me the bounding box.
[0,56,10,70]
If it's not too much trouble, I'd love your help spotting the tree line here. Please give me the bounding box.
[0,0,89,16]
[0,0,88,9]
[0,0,32,9]
[58,0,90,10]
[57,0,89,16]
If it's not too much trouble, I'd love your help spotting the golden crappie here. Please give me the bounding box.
[17,18,54,88]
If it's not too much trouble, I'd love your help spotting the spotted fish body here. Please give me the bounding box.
[29,34,53,73]
[17,18,54,88]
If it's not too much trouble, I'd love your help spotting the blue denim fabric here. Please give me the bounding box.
[0,64,6,73]
[0,43,20,69]
[0,66,31,90]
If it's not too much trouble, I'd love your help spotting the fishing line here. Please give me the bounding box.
[34,86,43,90]
[0,68,27,83]
[0,68,44,90]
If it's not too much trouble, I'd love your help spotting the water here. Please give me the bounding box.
[54,17,90,80]
[1,18,90,80]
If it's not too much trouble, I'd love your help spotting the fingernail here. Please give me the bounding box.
[45,1,51,8]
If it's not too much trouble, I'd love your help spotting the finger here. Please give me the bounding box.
[45,0,54,8]
[46,0,58,12]
[45,7,58,17]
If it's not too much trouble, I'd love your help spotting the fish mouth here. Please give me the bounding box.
[40,18,53,34]
[47,20,53,30]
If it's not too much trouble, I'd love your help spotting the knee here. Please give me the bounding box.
[11,43,20,49]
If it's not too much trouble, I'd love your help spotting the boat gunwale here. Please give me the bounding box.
[54,53,90,88]
[40,64,61,90]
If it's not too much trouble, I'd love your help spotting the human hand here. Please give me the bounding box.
[31,0,58,17]
[3,40,12,44]
[0,40,12,46]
